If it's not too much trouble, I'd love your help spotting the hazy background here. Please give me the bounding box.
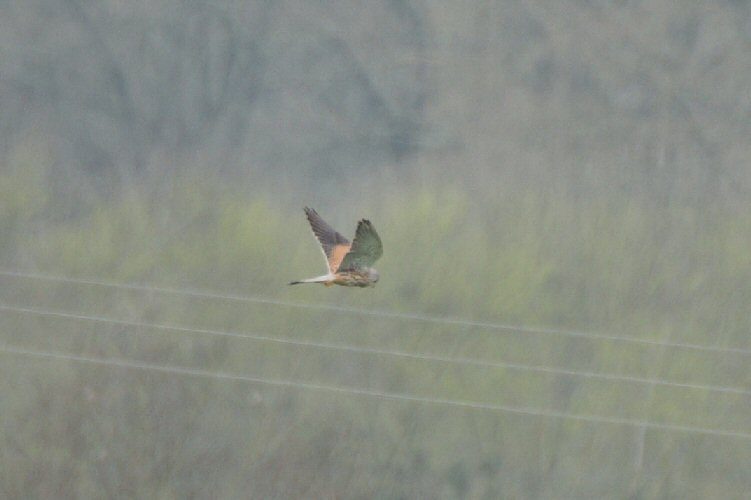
[1,0,751,498]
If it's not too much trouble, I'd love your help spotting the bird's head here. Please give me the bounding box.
[367,268,380,286]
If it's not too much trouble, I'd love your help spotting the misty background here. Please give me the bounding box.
[1,0,751,498]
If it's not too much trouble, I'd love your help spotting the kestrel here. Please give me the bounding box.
[289,207,383,288]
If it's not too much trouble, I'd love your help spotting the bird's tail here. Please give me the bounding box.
[288,274,332,286]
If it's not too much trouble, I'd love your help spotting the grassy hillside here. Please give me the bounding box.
[1,164,750,498]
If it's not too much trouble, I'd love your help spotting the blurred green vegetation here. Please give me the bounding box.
[2,0,750,496]
[1,158,751,498]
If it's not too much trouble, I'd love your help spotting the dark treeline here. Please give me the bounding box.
[2,0,750,204]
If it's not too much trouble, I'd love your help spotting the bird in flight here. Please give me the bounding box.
[289,207,383,288]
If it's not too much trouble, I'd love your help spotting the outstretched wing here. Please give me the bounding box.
[337,219,383,271]
[304,207,351,273]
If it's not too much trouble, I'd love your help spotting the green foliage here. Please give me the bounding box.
[1,168,751,498]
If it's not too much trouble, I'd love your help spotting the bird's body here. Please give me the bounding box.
[289,207,382,288]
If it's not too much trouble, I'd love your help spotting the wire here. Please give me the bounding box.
[2,302,750,397]
[2,269,751,355]
[0,342,749,440]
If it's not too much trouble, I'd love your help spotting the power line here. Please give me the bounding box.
[1,342,749,440]
[2,302,751,397]
[2,269,751,355]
